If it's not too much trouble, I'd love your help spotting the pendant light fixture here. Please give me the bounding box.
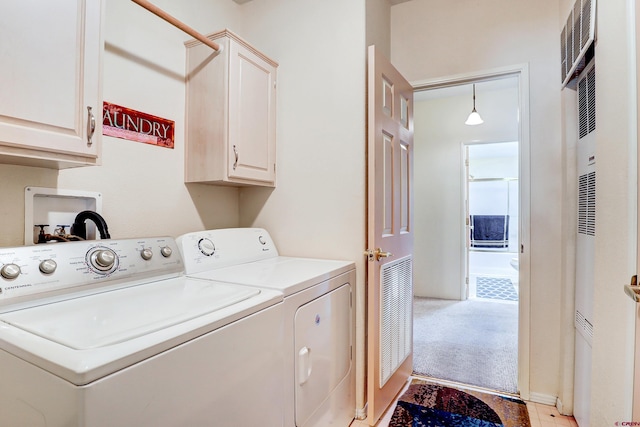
[465,84,484,125]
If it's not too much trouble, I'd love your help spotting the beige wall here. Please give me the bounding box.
[391,0,563,402]
[366,0,392,58]
[237,0,369,413]
[238,0,366,263]
[413,85,519,299]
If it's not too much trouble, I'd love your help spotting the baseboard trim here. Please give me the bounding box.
[528,392,558,406]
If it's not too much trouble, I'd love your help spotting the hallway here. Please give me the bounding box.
[412,297,518,393]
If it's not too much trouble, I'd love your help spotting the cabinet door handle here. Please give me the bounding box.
[87,106,96,146]
[233,145,238,170]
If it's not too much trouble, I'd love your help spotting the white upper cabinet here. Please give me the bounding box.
[0,1,103,169]
[185,29,278,187]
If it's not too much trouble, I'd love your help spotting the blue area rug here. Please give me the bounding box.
[389,380,530,427]
[476,277,518,302]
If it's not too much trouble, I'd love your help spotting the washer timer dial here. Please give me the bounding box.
[86,247,119,275]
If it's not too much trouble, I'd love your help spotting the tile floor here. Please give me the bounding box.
[349,378,578,427]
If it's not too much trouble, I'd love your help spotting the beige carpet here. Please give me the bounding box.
[412,297,518,394]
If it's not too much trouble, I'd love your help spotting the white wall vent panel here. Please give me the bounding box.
[379,256,412,386]
[575,309,593,345]
[561,0,596,88]
[578,171,596,236]
[578,65,596,138]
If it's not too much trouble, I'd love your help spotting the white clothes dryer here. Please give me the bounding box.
[177,228,356,427]
[0,237,285,427]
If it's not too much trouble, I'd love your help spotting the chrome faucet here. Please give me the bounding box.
[71,211,111,240]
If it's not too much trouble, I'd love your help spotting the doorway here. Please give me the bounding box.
[411,69,529,396]
[466,141,519,302]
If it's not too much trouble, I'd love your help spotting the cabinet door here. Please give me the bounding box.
[227,40,276,184]
[0,0,101,161]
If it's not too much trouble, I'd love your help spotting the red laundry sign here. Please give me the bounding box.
[102,102,174,148]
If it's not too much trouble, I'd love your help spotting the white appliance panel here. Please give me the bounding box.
[295,284,352,427]
[176,227,278,273]
[0,303,285,427]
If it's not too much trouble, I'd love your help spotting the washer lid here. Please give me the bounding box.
[190,257,354,296]
[0,277,282,385]
[0,278,260,350]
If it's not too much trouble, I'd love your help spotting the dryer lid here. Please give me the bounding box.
[190,257,354,296]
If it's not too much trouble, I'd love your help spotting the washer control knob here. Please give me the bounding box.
[1,263,21,280]
[160,246,172,258]
[39,259,57,275]
[198,239,215,256]
[140,248,153,260]
[94,249,116,269]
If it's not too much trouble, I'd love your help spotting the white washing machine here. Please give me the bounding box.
[177,228,356,427]
[0,236,285,427]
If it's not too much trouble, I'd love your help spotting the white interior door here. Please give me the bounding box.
[366,45,414,426]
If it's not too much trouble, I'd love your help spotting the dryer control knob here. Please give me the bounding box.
[198,239,215,256]
[160,246,172,258]
[0,263,20,280]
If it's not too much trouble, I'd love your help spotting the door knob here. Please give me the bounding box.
[624,275,640,302]
[375,248,392,260]
[364,248,393,262]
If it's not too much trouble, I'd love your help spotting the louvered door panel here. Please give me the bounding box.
[380,256,412,386]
